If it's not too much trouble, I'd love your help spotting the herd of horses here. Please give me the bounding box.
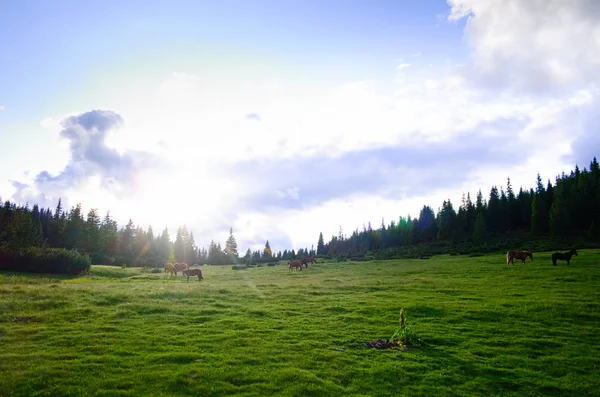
[288,257,317,271]
[161,250,578,281]
[162,256,319,279]
[506,249,578,266]
[163,262,204,281]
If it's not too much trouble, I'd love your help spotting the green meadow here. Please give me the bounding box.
[1,251,600,396]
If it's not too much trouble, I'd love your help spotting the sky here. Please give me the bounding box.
[1,0,599,253]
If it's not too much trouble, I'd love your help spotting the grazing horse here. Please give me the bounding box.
[301,257,317,268]
[182,268,203,281]
[173,263,189,276]
[506,250,533,265]
[164,263,175,276]
[552,249,577,266]
[288,260,303,271]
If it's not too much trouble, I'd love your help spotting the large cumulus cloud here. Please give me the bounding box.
[12,109,163,208]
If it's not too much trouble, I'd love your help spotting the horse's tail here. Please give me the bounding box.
[506,251,510,265]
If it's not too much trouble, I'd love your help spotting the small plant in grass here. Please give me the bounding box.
[391,308,420,346]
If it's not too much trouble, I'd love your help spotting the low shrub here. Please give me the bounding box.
[232,265,247,270]
[0,246,91,275]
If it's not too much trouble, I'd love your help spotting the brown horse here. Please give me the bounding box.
[164,263,175,276]
[288,260,303,271]
[182,268,203,281]
[552,249,577,266]
[506,250,533,265]
[173,263,189,276]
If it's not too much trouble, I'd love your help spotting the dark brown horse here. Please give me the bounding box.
[288,260,303,271]
[182,268,203,281]
[506,250,533,265]
[552,249,577,266]
[300,257,317,268]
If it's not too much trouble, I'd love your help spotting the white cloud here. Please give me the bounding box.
[19,65,596,249]
[448,0,600,93]
[0,105,4,111]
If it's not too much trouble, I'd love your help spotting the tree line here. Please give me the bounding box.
[0,198,315,267]
[2,156,598,269]
[316,157,600,257]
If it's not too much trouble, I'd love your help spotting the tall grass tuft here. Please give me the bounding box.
[391,308,420,346]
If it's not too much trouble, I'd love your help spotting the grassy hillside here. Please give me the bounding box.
[1,251,599,396]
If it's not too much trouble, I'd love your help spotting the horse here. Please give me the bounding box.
[164,263,175,276]
[552,249,577,266]
[182,268,203,281]
[506,250,533,265]
[173,263,189,276]
[288,260,303,271]
[301,257,316,268]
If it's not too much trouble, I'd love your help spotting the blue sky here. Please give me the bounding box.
[1,0,599,252]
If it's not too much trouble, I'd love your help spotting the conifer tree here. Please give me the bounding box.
[437,199,456,241]
[120,219,135,266]
[317,232,325,255]
[487,186,501,233]
[84,209,100,251]
[64,204,85,250]
[417,205,436,242]
[263,240,272,257]
[531,174,549,236]
[100,212,119,263]
[225,228,238,257]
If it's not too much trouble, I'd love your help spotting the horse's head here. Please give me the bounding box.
[572,249,578,256]
[528,252,534,261]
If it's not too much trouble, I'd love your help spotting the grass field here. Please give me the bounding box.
[1,250,600,396]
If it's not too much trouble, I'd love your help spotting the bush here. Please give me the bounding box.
[232,265,247,270]
[267,262,278,267]
[0,246,91,275]
[151,268,162,274]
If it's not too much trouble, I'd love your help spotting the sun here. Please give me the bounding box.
[129,164,237,233]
